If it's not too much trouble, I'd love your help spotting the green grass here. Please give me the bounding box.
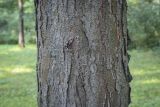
[0,45,160,107]
[0,45,37,107]
[129,49,160,107]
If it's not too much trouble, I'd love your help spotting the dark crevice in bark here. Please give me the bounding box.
[82,84,87,107]
[74,0,77,11]
[39,84,43,107]
[56,0,60,22]
[76,80,83,107]
[104,93,107,107]
[46,14,49,31]
[121,48,129,83]
[66,0,69,14]
[34,0,38,33]
[39,1,44,47]
[65,38,75,49]
[127,66,132,82]
[79,19,89,47]
[76,73,87,107]
[44,84,49,107]
[104,84,111,107]
[128,86,131,104]
[120,97,122,107]
[63,40,66,61]
[110,0,117,16]
[122,1,132,105]
[62,0,64,6]
[123,38,127,55]
[66,56,73,107]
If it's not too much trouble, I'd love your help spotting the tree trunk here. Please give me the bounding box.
[35,0,132,107]
[18,0,25,48]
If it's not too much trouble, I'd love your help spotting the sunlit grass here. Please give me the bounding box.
[0,45,160,107]
[11,67,33,73]
[0,45,37,107]
[142,79,160,84]
[129,49,160,107]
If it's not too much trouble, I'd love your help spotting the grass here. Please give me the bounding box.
[0,45,160,107]
[129,49,160,107]
[0,45,37,107]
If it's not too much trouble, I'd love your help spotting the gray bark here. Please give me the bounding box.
[35,0,132,107]
[18,0,25,48]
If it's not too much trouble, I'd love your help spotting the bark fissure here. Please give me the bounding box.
[75,80,83,107]
[66,55,73,107]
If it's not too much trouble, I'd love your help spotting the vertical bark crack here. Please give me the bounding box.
[74,0,77,11]
[76,80,83,107]
[56,0,60,22]
[65,57,73,107]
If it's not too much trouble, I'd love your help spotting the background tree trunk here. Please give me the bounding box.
[18,0,25,48]
[35,0,132,107]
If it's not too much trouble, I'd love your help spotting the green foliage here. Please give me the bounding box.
[128,0,160,48]
[0,0,35,44]
[24,0,36,44]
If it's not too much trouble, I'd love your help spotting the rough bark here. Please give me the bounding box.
[18,0,25,48]
[35,0,132,107]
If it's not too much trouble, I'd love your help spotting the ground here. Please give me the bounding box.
[129,49,160,107]
[0,45,37,107]
[0,45,159,107]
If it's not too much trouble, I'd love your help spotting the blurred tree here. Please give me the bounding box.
[128,0,160,48]
[0,0,35,44]
[0,0,18,44]
[18,0,25,48]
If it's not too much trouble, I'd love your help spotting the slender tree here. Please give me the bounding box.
[35,0,132,107]
[18,0,25,48]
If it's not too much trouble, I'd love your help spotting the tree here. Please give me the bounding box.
[0,0,18,44]
[128,0,160,48]
[35,0,132,107]
[18,0,25,47]
[0,0,35,44]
